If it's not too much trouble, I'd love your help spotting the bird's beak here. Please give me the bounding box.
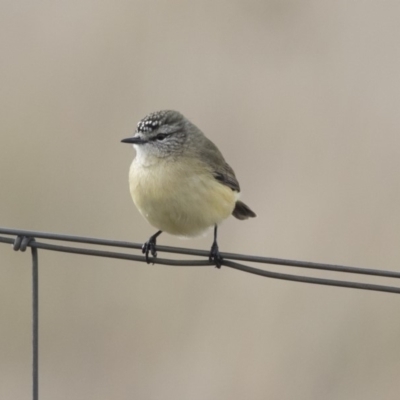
[121,136,148,145]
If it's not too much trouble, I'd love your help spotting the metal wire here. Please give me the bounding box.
[11,235,39,400]
[1,227,400,294]
[2,227,400,400]
[31,243,39,400]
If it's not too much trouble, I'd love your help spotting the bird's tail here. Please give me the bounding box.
[232,200,256,220]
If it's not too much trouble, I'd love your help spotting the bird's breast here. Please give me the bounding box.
[128,157,237,237]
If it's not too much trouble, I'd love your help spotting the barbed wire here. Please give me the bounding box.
[1,227,400,294]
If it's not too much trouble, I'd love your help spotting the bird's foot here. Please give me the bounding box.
[142,231,161,264]
[209,241,223,269]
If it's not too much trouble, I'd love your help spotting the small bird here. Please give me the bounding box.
[121,110,256,267]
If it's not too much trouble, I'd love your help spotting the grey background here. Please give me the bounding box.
[1,1,400,399]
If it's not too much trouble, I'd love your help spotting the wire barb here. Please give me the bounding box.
[1,227,400,294]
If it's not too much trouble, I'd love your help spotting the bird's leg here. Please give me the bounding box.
[209,224,223,268]
[142,230,162,264]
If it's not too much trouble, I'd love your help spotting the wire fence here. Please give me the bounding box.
[1,226,400,400]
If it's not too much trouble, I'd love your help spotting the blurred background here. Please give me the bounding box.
[1,1,400,399]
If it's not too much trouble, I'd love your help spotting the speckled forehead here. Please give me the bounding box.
[136,111,167,133]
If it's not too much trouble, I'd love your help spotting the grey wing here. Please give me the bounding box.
[196,135,240,192]
[213,162,256,219]
[212,164,240,192]
[192,133,257,219]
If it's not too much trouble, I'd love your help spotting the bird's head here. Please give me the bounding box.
[121,110,191,158]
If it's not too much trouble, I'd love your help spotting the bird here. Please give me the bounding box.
[121,110,256,267]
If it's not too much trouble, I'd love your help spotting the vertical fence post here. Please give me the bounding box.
[31,243,39,400]
[11,235,39,399]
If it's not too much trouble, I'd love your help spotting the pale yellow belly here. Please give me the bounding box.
[129,158,237,237]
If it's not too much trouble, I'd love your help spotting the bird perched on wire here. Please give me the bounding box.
[121,110,256,267]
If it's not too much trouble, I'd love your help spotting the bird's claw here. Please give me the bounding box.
[141,231,162,264]
[209,242,223,268]
[142,240,157,264]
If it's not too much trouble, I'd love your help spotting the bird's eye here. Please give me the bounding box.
[156,133,169,141]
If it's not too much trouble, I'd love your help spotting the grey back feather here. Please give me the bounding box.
[185,124,241,192]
